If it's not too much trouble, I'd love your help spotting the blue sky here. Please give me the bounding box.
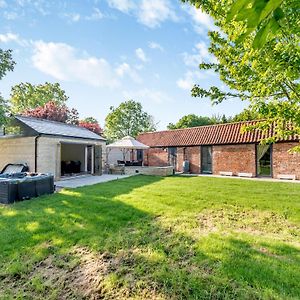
[0,0,247,129]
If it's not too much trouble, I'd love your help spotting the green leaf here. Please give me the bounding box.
[259,0,284,23]
[226,0,250,21]
[273,7,284,21]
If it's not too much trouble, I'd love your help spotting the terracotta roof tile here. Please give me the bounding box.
[137,121,298,147]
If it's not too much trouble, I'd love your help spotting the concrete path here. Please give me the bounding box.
[179,173,300,184]
[55,174,133,189]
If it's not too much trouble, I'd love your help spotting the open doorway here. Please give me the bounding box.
[61,143,93,178]
[256,144,272,177]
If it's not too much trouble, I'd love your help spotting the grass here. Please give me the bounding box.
[0,175,299,299]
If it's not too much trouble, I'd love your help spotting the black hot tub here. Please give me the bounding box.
[0,173,54,204]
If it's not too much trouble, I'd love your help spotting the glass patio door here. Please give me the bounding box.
[256,144,272,176]
[168,147,177,170]
[201,146,212,174]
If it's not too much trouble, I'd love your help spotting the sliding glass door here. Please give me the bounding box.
[256,144,272,177]
[201,146,212,174]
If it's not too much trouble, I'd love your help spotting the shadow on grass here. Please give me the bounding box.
[0,175,299,299]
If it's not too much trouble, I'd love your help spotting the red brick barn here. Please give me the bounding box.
[137,121,300,180]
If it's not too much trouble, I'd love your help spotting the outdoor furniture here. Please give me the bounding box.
[117,160,142,167]
[61,160,81,175]
[107,136,149,167]
[277,174,296,180]
[237,172,253,178]
[220,171,233,176]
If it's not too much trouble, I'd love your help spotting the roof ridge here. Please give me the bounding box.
[16,115,92,132]
[139,120,262,135]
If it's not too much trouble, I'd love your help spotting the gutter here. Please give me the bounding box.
[34,134,41,172]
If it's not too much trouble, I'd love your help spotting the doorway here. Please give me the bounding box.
[257,144,272,177]
[61,143,87,177]
[168,147,177,170]
[201,146,212,174]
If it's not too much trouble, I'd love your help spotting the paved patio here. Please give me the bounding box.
[179,173,300,183]
[55,174,133,189]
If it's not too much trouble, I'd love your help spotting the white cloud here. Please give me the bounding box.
[176,71,197,90]
[177,70,216,90]
[0,32,28,46]
[32,41,119,88]
[148,41,164,52]
[182,41,216,67]
[107,0,135,13]
[107,0,177,28]
[63,12,81,23]
[3,11,18,20]
[0,33,19,43]
[115,62,142,83]
[135,48,147,62]
[138,0,177,28]
[85,8,104,21]
[123,88,172,104]
[185,5,216,34]
[0,0,7,8]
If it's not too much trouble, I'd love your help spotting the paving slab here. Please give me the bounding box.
[179,173,300,183]
[55,174,133,189]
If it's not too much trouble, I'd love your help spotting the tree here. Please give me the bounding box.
[104,100,156,141]
[226,0,290,49]
[0,49,15,80]
[183,0,300,149]
[10,82,69,113]
[79,120,102,135]
[81,117,99,124]
[168,114,214,129]
[0,96,9,127]
[0,49,15,126]
[232,108,261,122]
[22,101,79,125]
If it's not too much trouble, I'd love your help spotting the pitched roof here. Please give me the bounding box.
[137,121,298,147]
[15,115,105,141]
[107,136,149,149]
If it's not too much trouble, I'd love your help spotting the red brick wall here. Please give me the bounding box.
[272,142,300,179]
[186,146,200,173]
[145,146,201,173]
[144,148,169,167]
[144,143,300,179]
[213,144,256,176]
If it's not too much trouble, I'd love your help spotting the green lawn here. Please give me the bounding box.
[0,175,299,299]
